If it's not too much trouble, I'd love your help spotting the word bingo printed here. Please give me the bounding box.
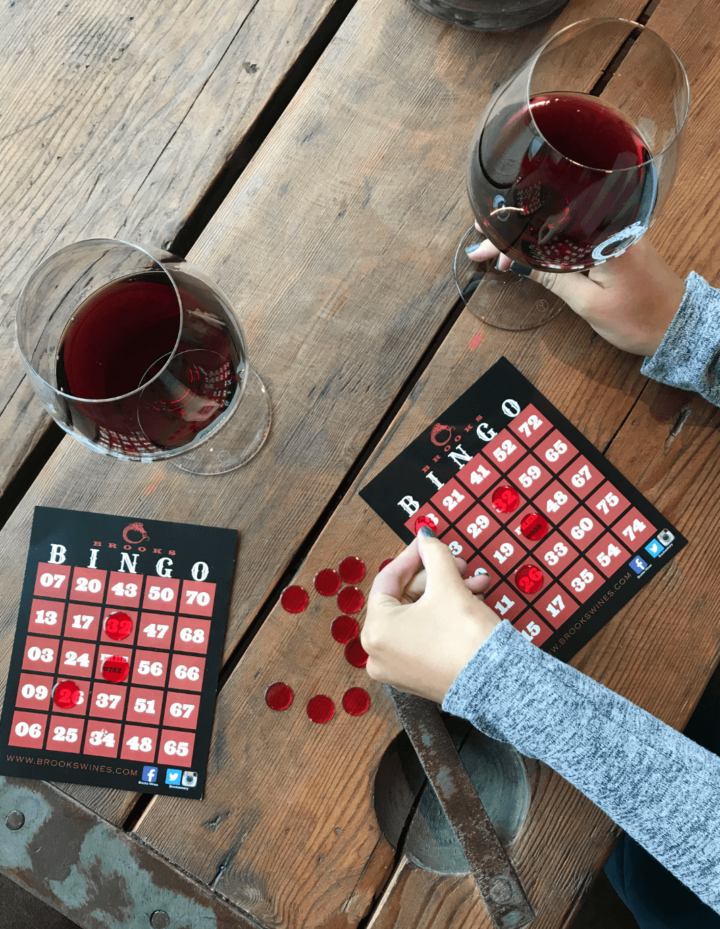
[0,507,237,798]
[360,358,686,662]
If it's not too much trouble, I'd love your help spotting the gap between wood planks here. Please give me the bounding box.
[589,0,664,96]
[123,0,673,890]
[1,0,673,920]
[0,0,361,541]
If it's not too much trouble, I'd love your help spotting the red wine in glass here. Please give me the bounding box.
[469,91,657,271]
[18,239,271,473]
[55,269,243,457]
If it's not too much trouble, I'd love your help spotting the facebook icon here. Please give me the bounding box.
[142,766,158,784]
[629,556,648,575]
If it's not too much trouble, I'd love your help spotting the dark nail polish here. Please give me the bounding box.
[465,243,482,256]
[509,261,532,276]
[418,525,436,538]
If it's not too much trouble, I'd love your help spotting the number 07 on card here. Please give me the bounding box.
[360,358,687,662]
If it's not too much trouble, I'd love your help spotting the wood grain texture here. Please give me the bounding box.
[0,0,644,828]
[0,0,342,498]
[129,300,644,929]
[0,0,716,924]
[132,3,720,924]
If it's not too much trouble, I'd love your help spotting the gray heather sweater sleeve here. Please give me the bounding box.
[443,621,720,913]
[641,271,720,404]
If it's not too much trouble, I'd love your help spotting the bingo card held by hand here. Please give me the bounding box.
[0,507,236,798]
[360,358,686,661]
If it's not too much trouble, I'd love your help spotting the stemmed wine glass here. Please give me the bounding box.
[16,239,271,475]
[454,18,689,330]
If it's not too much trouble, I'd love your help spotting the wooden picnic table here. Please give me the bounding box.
[1,0,720,926]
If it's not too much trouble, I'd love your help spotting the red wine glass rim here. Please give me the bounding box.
[523,17,690,173]
[16,237,186,404]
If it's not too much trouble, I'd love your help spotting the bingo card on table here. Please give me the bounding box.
[360,358,686,661]
[0,507,237,798]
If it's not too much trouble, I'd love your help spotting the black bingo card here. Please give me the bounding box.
[0,507,236,798]
[360,358,686,661]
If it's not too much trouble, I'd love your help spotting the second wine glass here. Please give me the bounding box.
[456,18,689,329]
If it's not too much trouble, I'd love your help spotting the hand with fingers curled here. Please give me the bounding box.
[466,232,686,358]
[361,527,500,704]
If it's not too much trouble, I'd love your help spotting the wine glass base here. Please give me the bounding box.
[454,224,565,332]
[172,368,272,475]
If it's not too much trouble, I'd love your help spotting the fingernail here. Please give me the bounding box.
[509,261,532,276]
[418,525,436,538]
[465,243,484,257]
[494,256,507,272]
[476,568,488,575]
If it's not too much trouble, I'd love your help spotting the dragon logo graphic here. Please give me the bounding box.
[122,522,150,545]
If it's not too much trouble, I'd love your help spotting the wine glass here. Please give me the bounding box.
[16,239,271,475]
[455,18,689,330]
[408,0,569,31]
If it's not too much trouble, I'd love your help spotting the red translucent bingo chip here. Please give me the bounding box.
[331,615,359,644]
[378,558,394,572]
[307,695,335,724]
[404,504,449,538]
[104,611,133,642]
[337,586,364,614]
[520,512,548,542]
[414,514,438,535]
[344,636,368,668]
[515,564,545,595]
[343,687,371,716]
[52,680,82,709]
[339,557,366,585]
[265,682,294,711]
[102,655,130,683]
[491,485,520,515]
[281,586,309,613]
[314,569,341,597]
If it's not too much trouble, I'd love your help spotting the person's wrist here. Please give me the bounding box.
[446,609,496,690]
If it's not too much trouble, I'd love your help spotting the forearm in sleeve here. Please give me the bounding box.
[642,271,720,406]
[442,621,720,913]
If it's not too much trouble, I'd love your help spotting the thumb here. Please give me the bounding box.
[523,266,599,318]
[417,530,469,595]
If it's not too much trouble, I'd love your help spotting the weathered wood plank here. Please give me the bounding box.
[0,0,345,499]
[0,0,649,829]
[131,2,720,925]
[127,307,645,929]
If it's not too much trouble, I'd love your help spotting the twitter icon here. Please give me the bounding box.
[165,768,182,786]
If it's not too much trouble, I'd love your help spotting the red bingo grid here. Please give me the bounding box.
[360,357,686,662]
[0,507,237,799]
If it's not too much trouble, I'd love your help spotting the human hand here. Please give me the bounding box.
[361,530,500,704]
[466,233,685,357]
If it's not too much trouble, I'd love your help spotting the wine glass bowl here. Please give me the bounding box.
[467,19,689,274]
[16,239,271,474]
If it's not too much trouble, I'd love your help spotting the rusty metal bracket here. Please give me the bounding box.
[385,687,536,929]
[0,776,262,929]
